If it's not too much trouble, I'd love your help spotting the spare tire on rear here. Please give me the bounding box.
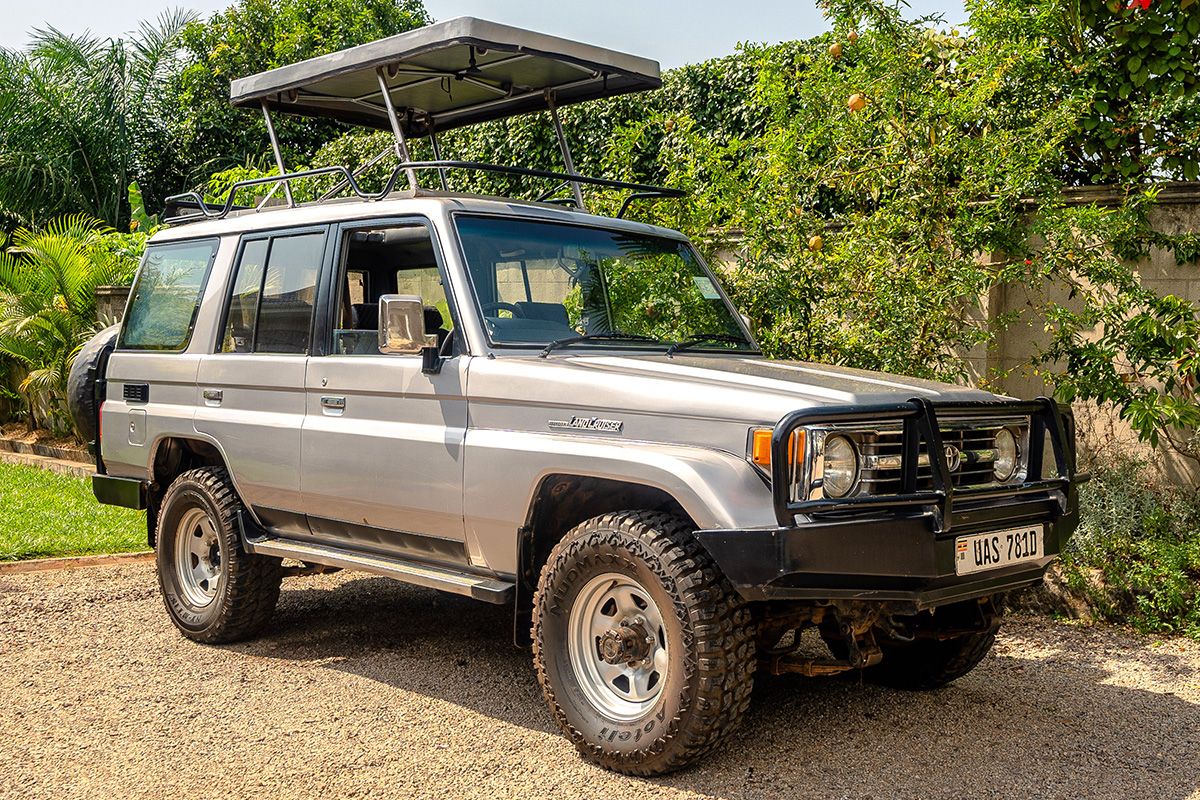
[67,325,120,444]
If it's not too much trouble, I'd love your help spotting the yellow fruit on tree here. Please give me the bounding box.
[847,93,867,113]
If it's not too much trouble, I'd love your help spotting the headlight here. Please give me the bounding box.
[993,428,1019,481]
[822,434,858,498]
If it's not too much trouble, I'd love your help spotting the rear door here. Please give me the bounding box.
[299,218,470,566]
[193,226,330,534]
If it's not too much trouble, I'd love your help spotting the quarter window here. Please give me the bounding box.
[119,239,218,351]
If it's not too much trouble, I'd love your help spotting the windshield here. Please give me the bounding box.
[455,215,757,352]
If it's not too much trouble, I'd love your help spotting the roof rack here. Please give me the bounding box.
[162,162,685,225]
[165,17,684,223]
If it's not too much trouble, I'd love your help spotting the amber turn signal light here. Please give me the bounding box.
[751,428,803,468]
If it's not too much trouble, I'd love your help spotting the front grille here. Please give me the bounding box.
[853,422,1022,496]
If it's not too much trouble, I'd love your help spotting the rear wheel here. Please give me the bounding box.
[155,467,282,643]
[533,510,755,776]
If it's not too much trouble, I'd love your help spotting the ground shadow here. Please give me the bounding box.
[230,575,1200,799]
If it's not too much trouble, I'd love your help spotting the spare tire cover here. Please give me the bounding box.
[67,325,120,443]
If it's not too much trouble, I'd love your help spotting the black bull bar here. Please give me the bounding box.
[769,396,1077,531]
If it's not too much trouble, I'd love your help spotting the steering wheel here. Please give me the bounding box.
[480,301,526,318]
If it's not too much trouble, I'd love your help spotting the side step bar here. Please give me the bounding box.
[244,536,514,605]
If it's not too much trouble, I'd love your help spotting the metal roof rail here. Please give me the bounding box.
[163,161,685,225]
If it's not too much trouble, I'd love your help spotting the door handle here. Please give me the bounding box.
[320,396,346,410]
[202,389,223,407]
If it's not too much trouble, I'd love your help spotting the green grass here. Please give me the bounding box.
[0,461,147,561]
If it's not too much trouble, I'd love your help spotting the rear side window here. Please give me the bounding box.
[220,231,324,354]
[119,239,219,351]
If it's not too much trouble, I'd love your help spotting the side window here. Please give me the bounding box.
[221,239,267,352]
[395,267,453,331]
[119,239,218,351]
[219,231,324,355]
[333,223,451,355]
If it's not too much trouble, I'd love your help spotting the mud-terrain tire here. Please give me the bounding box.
[822,617,998,691]
[532,511,755,776]
[66,324,119,444]
[865,627,999,690]
[156,467,282,643]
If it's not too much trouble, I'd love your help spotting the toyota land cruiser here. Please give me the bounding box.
[72,18,1080,776]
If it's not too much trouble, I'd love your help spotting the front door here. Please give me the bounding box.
[299,219,469,566]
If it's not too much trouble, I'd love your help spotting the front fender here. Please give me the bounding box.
[463,429,775,575]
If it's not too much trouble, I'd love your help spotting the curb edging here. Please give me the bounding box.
[0,436,91,464]
[0,551,153,574]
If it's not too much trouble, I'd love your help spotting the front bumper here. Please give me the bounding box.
[698,396,1081,612]
[696,496,1078,610]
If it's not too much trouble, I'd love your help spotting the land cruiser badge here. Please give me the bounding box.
[549,416,624,433]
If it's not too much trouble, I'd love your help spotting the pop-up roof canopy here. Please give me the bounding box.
[229,16,661,137]
[165,18,676,223]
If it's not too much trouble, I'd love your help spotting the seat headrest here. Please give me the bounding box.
[351,302,378,330]
[423,306,444,332]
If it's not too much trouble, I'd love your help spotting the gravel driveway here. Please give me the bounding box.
[1,564,1197,800]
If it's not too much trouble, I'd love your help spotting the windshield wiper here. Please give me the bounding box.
[665,333,751,357]
[539,332,661,358]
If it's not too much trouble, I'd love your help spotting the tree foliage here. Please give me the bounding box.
[970,0,1200,184]
[171,0,431,193]
[0,12,194,229]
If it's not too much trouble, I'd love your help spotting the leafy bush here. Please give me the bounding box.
[0,215,142,433]
[1063,454,1200,638]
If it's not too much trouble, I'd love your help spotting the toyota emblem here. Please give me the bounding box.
[944,444,962,471]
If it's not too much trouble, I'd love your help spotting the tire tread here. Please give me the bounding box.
[157,466,282,643]
[532,510,754,775]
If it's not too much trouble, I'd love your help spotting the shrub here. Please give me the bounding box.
[1062,453,1200,637]
[0,215,141,434]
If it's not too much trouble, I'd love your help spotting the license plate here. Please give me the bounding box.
[954,525,1044,576]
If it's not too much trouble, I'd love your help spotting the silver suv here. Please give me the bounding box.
[75,18,1080,776]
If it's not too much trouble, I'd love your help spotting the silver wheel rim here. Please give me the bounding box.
[567,572,669,721]
[173,506,222,608]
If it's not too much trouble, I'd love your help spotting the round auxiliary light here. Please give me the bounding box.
[993,428,1019,482]
[822,435,859,498]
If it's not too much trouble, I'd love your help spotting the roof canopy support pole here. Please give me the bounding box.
[376,68,418,192]
[261,102,294,207]
[427,117,449,192]
[546,91,585,211]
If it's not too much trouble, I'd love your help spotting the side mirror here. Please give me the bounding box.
[379,294,437,355]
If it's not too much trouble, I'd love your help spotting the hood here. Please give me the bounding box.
[469,352,1005,430]
[559,354,999,416]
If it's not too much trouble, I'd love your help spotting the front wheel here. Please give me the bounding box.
[156,467,282,643]
[532,511,755,776]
